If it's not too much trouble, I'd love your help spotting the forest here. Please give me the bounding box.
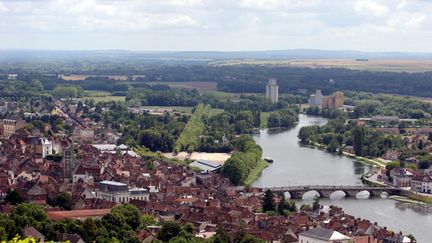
[4,63,432,97]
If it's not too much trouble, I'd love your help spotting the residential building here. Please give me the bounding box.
[298,228,352,243]
[308,90,323,108]
[96,180,149,203]
[0,116,26,138]
[322,91,344,109]
[35,138,53,158]
[411,174,432,194]
[389,167,413,187]
[265,78,278,103]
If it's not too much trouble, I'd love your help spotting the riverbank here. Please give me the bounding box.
[311,142,387,168]
[244,160,269,186]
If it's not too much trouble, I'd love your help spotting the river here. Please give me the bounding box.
[252,114,432,242]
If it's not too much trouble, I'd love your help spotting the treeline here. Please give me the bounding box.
[12,64,432,98]
[345,91,432,119]
[267,109,299,128]
[221,135,263,185]
[298,120,404,157]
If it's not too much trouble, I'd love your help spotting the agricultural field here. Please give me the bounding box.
[148,81,218,91]
[142,106,194,113]
[60,74,145,81]
[212,59,432,73]
[82,90,125,102]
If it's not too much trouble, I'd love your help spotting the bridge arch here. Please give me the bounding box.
[330,190,347,199]
[302,190,324,200]
[355,190,371,199]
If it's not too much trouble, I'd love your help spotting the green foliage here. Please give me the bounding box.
[48,192,72,210]
[51,85,83,98]
[262,189,275,212]
[221,135,263,185]
[5,189,24,206]
[175,104,211,152]
[353,126,365,156]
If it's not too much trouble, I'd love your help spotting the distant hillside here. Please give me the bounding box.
[1,49,432,61]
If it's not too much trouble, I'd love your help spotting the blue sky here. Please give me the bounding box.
[0,0,431,51]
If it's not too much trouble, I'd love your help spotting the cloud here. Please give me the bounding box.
[0,2,8,13]
[354,0,389,17]
[0,0,431,51]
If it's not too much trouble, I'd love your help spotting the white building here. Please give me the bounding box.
[308,90,323,108]
[411,174,432,194]
[96,180,149,203]
[38,138,53,158]
[298,228,352,243]
[265,78,278,103]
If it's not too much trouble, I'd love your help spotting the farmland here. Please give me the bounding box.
[147,81,217,91]
[212,59,432,73]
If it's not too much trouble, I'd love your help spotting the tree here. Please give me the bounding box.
[353,126,365,156]
[138,214,157,230]
[418,139,424,150]
[5,189,24,205]
[419,160,431,169]
[157,221,181,242]
[277,193,286,216]
[262,189,275,212]
[49,192,72,210]
[327,137,339,153]
[213,224,231,243]
[267,113,281,128]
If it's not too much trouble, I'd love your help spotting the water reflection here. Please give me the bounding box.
[254,114,432,242]
[252,114,372,187]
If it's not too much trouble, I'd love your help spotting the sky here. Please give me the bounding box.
[0,0,431,52]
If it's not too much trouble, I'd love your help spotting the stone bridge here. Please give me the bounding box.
[264,185,406,199]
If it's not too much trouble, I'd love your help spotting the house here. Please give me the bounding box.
[23,226,45,242]
[298,228,352,243]
[410,174,432,194]
[0,115,26,138]
[95,180,149,203]
[389,167,413,187]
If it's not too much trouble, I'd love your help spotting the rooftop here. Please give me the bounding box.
[299,228,352,241]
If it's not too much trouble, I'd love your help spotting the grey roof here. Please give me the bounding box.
[99,180,127,186]
[299,228,351,241]
[190,160,222,172]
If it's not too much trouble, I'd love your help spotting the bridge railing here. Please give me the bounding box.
[263,185,390,191]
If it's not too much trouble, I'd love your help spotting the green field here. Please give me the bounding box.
[82,91,126,102]
[142,106,194,113]
[175,104,211,152]
[260,112,271,128]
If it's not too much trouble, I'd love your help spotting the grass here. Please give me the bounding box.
[260,112,271,128]
[175,104,211,152]
[408,193,432,204]
[82,90,126,102]
[244,160,269,186]
[142,106,194,113]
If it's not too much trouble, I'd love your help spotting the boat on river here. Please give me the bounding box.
[264,157,274,163]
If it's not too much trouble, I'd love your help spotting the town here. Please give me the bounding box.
[0,76,428,242]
